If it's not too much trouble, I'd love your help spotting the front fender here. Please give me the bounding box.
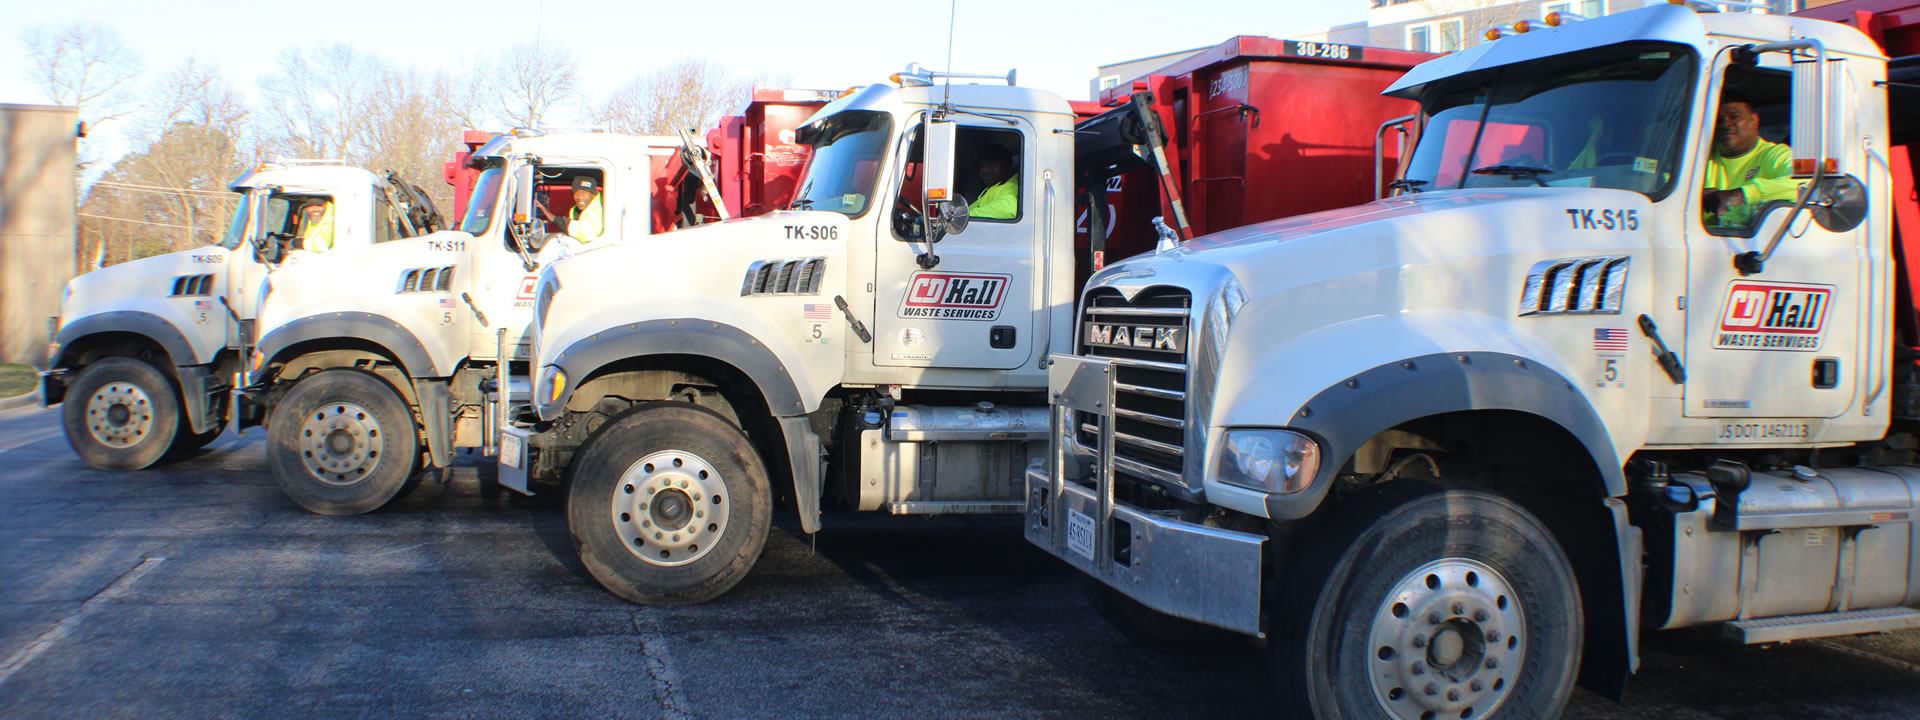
[1210,310,1627,520]
[252,312,445,383]
[53,311,198,369]
[542,319,806,420]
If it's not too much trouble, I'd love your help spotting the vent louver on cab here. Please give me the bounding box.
[170,274,215,296]
[1517,256,1629,316]
[398,265,457,293]
[740,258,827,296]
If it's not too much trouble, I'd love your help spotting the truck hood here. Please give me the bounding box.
[63,245,234,320]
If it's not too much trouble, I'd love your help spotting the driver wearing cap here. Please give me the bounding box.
[568,176,606,243]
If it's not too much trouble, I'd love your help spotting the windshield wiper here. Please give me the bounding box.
[1387,179,1428,194]
[1470,164,1553,187]
[790,198,814,210]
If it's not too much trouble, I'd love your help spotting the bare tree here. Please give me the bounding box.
[257,44,383,160]
[366,67,467,220]
[83,59,249,260]
[19,22,140,126]
[491,42,580,129]
[597,58,751,136]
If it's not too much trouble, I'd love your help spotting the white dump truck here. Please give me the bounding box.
[43,161,439,469]
[1026,3,1920,717]
[240,131,714,514]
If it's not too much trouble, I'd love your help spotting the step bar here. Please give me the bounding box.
[1722,607,1920,644]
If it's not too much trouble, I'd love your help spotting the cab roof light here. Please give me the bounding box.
[1485,25,1515,41]
[1542,11,1586,26]
[1512,19,1534,33]
[1668,0,1771,12]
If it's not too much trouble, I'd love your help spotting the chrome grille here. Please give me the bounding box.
[1076,288,1190,492]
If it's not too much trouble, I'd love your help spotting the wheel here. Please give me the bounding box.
[567,402,771,606]
[266,369,420,515]
[1271,480,1581,720]
[61,357,181,470]
[1082,576,1246,653]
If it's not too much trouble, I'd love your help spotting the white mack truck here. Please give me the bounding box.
[240,131,715,515]
[43,161,440,470]
[1025,3,1920,718]
[496,63,1419,607]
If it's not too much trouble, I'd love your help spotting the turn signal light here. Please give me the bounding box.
[1793,158,1838,176]
[1544,11,1565,26]
[1514,20,1534,33]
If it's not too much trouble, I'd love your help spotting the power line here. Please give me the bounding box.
[91,180,234,198]
[78,213,215,231]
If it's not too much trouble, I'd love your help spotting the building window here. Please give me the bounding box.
[1408,18,1464,53]
[1100,75,1120,90]
[1547,0,1605,16]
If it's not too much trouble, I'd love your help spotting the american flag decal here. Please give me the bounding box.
[1593,328,1629,352]
[192,300,212,309]
[438,298,458,308]
[802,303,832,320]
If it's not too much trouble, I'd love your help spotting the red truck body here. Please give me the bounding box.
[1076,36,1433,272]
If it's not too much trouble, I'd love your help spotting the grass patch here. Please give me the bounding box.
[0,364,36,398]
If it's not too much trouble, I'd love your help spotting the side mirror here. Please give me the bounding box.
[1809,174,1867,233]
[512,163,536,222]
[924,117,958,209]
[939,195,970,237]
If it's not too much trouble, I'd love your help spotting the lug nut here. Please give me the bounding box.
[1486,658,1499,670]
[1428,612,1442,625]
[1425,683,1439,696]
[1447,689,1461,702]
[1474,610,1489,622]
[1486,631,1500,643]
[1470,680,1484,692]
[1411,662,1426,675]
[1452,601,1465,615]
[1411,635,1426,649]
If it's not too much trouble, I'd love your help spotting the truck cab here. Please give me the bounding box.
[43,161,437,470]
[240,131,711,515]
[1027,5,1920,718]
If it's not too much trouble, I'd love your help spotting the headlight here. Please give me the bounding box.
[1216,429,1320,494]
[539,365,567,406]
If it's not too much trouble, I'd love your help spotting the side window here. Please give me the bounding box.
[1702,66,1797,237]
[889,124,1024,242]
[959,128,1022,223]
[373,191,395,244]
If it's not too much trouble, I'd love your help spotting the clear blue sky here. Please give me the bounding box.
[6,0,1367,155]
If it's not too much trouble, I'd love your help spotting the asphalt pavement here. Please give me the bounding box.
[1,403,1916,719]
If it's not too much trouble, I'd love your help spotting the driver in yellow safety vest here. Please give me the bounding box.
[1702,96,1800,229]
[568,176,605,243]
[298,200,336,252]
[971,144,1018,220]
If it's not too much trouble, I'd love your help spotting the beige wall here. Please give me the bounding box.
[0,105,79,367]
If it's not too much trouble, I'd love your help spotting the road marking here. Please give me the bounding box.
[0,556,166,687]
[632,613,694,720]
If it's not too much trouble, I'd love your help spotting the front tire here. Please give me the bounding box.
[1271,480,1582,720]
[61,357,181,470]
[266,369,420,515]
[568,402,771,606]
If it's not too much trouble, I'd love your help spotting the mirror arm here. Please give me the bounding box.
[509,223,539,272]
[1733,39,1828,277]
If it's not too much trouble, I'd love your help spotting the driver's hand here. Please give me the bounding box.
[1702,188,1722,215]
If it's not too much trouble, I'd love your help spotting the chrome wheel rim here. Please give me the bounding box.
[611,449,728,567]
[298,403,386,486]
[1368,557,1525,720]
[86,382,154,449]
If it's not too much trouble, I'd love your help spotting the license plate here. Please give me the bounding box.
[500,433,523,468]
[1067,508,1096,561]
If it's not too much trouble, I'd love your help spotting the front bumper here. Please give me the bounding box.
[1023,354,1266,637]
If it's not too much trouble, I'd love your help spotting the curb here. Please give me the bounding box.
[0,389,42,412]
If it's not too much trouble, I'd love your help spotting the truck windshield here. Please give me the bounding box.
[1401,42,1696,199]
[791,110,892,218]
[461,166,507,235]
[217,193,252,250]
